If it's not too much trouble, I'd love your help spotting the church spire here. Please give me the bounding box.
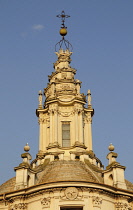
[36,11,94,159]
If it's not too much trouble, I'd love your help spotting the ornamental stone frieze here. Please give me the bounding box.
[9,203,27,210]
[59,106,73,111]
[60,84,75,91]
[115,202,132,210]
[56,89,76,96]
[61,72,74,80]
[58,106,74,116]
[59,67,76,74]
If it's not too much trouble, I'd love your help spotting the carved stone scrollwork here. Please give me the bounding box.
[41,197,51,209]
[115,202,132,210]
[55,50,72,63]
[62,72,67,79]
[92,196,102,208]
[9,203,27,210]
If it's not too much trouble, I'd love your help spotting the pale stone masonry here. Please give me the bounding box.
[37,49,94,154]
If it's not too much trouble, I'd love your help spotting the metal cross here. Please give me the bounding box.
[56,11,70,28]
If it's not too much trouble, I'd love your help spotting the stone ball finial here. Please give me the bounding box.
[38,90,42,95]
[108,143,115,152]
[24,143,30,152]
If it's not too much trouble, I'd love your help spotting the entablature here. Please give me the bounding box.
[36,107,48,117]
[84,107,94,117]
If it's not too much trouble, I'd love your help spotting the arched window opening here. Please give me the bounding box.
[109,174,113,186]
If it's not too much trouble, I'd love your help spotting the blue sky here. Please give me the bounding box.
[0,0,133,185]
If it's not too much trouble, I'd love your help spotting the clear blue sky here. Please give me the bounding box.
[0,0,133,185]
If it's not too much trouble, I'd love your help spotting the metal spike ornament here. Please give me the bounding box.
[55,11,73,51]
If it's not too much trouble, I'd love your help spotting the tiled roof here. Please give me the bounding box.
[0,161,133,194]
[0,177,16,194]
[37,160,103,184]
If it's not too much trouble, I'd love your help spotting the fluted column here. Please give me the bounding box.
[79,110,84,143]
[49,110,53,144]
[47,119,50,146]
[42,119,47,151]
[38,117,44,152]
[88,118,92,150]
[84,113,92,150]
[75,109,78,142]
[54,110,58,143]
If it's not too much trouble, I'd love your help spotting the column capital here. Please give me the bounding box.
[84,117,92,124]
[38,118,44,124]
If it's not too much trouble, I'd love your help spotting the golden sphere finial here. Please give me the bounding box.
[60,28,67,36]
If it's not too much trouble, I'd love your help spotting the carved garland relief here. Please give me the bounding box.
[58,107,84,117]
[59,111,74,117]
[58,107,74,117]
